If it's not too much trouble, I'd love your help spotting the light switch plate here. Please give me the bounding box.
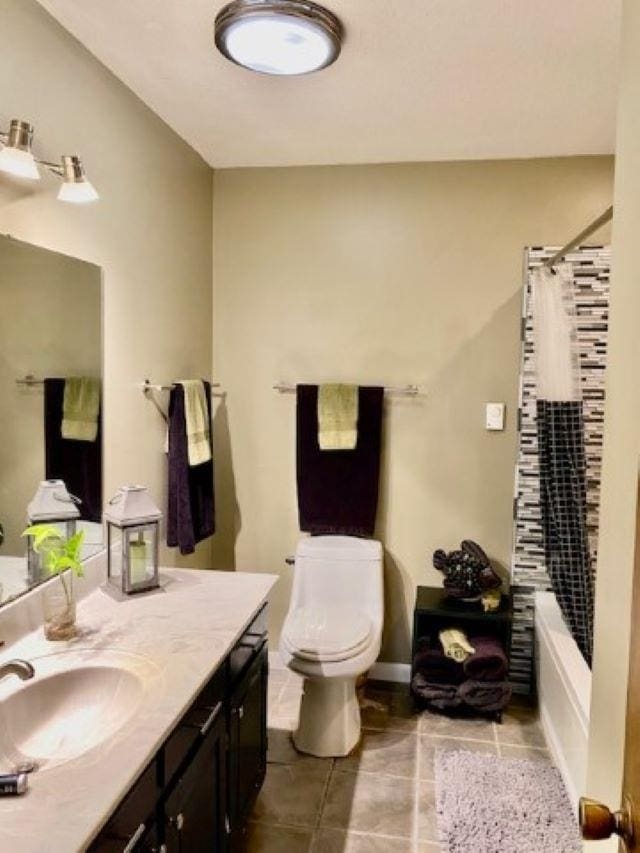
[486,402,505,431]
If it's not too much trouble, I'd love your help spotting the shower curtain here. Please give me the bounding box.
[532,264,594,665]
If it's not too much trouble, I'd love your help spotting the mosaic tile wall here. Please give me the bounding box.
[510,246,610,692]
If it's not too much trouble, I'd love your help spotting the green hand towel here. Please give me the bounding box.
[178,379,212,467]
[317,383,358,450]
[61,377,101,442]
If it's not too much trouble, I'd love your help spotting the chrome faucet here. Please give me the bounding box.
[0,660,35,682]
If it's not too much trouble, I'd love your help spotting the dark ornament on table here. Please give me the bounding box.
[433,540,502,602]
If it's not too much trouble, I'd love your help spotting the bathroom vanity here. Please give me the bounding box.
[0,563,277,853]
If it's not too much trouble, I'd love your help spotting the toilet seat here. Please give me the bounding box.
[282,606,372,663]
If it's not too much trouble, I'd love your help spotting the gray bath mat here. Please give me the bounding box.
[435,749,581,853]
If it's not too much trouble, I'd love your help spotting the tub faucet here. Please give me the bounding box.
[0,660,35,682]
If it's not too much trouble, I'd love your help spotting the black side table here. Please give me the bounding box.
[411,585,514,721]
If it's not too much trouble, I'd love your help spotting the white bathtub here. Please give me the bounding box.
[535,591,591,811]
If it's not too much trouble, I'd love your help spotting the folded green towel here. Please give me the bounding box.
[61,377,100,442]
[317,383,358,450]
[178,379,211,467]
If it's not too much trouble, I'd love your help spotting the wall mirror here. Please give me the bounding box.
[0,234,103,606]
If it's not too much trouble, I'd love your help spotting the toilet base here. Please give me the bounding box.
[293,676,361,757]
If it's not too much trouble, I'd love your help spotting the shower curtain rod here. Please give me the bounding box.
[543,205,613,270]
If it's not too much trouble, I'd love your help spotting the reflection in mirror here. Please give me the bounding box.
[0,235,102,606]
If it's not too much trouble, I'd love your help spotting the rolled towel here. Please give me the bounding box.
[411,673,463,710]
[413,642,464,685]
[439,628,475,663]
[458,679,512,712]
[463,636,508,682]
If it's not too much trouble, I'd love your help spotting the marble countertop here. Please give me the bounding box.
[0,568,278,853]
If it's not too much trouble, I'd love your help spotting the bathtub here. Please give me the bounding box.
[535,591,591,810]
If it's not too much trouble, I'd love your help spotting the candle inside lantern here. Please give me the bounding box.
[129,539,147,585]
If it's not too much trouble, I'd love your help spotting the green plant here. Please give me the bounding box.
[22,524,85,578]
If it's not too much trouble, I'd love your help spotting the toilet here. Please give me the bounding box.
[280,535,384,757]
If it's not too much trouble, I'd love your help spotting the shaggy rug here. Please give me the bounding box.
[435,749,581,853]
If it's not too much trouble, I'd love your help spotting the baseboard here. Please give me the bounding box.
[269,650,410,684]
[369,661,411,684]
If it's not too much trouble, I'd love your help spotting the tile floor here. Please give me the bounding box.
[245,666,551,852]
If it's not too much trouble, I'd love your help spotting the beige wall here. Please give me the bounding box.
[0,237,101,555]
[0,0,213,568]
[212,157,614,661]
[587,0,640,834]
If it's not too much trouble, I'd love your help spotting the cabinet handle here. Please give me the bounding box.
[238,705,244,720]
[225,815,230,835]
[123,823,146,853]
[200,700,223,736]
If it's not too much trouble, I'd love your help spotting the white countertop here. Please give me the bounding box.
[0,567,278,853]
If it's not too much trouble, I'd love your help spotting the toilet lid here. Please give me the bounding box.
[282,606,371,661]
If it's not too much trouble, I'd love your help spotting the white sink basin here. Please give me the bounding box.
[0,649,162,771]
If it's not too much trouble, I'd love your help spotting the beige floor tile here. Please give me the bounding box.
[416,781,439,843]
[311,828,412,852]
[418,843,443,852]
[335,728,417,779]
[499,744,552,763]
[320,770,415,838]
[423,735,496,758]
[267,728,332,769]
[497,706,546,748]
[419,708,495,741]
[244,822,314,852]
[252,762,331,828]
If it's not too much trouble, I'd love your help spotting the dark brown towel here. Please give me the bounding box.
[411,673,463,709]
[463,636,508,682]
[413,641,465,685]
[458,680,512,712]
[44,378,102,523]
[167,381,215,555]
[296,384,383,536]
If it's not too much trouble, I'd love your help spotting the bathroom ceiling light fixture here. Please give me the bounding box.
[0,120,40,180]
[0,118,99,203]
[214,0,342,76]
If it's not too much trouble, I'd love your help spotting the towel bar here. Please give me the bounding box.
[273,382,419,396]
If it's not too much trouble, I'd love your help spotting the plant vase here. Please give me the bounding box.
[42,571,76,640]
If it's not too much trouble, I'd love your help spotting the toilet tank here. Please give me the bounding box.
[291,536,384,621]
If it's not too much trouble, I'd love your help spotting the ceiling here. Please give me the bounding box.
[36,0,621,169]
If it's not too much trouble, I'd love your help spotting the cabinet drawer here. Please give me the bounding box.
[88,762,157,852]
[229,604,268,686]
[163,663,226,785]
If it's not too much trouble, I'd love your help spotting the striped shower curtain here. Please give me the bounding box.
[532,264,594,665]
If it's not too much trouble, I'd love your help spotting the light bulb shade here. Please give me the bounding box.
[57,155,99,203]
[0,120,40,180]
[215,0,342,75]
[58,179,99,204]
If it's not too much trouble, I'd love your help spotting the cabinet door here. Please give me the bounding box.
[228,644,268,847]
[164,701,228,853]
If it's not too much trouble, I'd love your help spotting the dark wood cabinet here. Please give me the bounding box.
[164,700,227,852]
[89,605,268,853]
[228,645,268,851]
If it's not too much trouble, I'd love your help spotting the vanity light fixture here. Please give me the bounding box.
[0,120,40,180]
[55,155,100,204]
[0,118,99,203]
[214,0,343,76]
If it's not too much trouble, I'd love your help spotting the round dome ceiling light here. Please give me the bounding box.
[214,0,343,76]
